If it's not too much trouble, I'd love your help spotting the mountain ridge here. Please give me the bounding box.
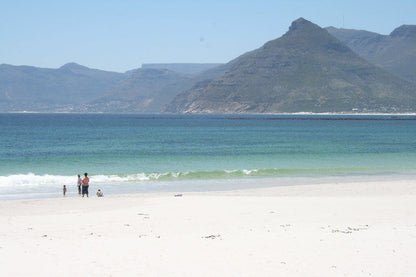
[326,24,416,83]
[0,63,125,112]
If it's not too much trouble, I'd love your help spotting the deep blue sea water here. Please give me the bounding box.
[1,113,415,199]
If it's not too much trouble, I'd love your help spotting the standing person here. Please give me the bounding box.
[63,185,67,197]
[77,174,82,195]
[82,172,90,197]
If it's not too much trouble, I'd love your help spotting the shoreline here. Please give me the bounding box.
[2,171,416,201]
[1,177,415,276]
[2,111,416,115]
[2,174,415,202]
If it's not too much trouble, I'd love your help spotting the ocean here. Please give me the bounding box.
[1,113,415,199]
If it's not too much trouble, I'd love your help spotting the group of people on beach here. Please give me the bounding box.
[62,173,103,197]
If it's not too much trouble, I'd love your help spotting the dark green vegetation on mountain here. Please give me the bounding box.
[165,18,416,113]
[327,25,416,83]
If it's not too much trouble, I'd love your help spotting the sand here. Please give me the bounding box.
[1,179,415,276]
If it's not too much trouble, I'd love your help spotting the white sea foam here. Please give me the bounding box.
[1,168,411,200]
[0,173,151,192]
[0,173,74,190]
[0,169,260,193]
[0,167,379,192]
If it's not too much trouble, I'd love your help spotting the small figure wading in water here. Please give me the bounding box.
[82,173,89,197]
[63,185,67,197]
[77,174,82,195]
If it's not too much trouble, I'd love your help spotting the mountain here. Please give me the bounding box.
[141,63,223,75]
[0,61,228,113]
[85,63,232,113]
[0,63,125,112]
[86,68,194,113]
[326,25,416,83]
[165,18,416,114]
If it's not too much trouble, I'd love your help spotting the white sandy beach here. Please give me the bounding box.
[1,179,415,277]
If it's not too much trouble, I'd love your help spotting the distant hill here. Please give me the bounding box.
[141,63,223,75]
[85,63,232,113]
[0,62,228,113]
[326,25,416,83]
[86,68,194,113]
[165,18,416,114]
[0,63,125,112]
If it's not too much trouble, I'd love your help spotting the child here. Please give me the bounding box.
[63,185,67,197]
[96,189,103,197]
[77,174,82,195]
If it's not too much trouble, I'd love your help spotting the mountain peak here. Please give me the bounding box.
[390,25,416,39]
[291,17,309,26]
[59,63,89,70]
[288,17,319,33]
[268,17,351,54]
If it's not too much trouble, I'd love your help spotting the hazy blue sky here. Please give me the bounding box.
[1,0,415,72]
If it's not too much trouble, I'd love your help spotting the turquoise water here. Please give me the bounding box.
[1,113,415,199]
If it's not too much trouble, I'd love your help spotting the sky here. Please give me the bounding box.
[1,0,415,72]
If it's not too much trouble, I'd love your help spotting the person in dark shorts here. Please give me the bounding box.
[82,173,90,197]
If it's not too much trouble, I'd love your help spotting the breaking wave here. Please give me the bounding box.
[0,166,389,193]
